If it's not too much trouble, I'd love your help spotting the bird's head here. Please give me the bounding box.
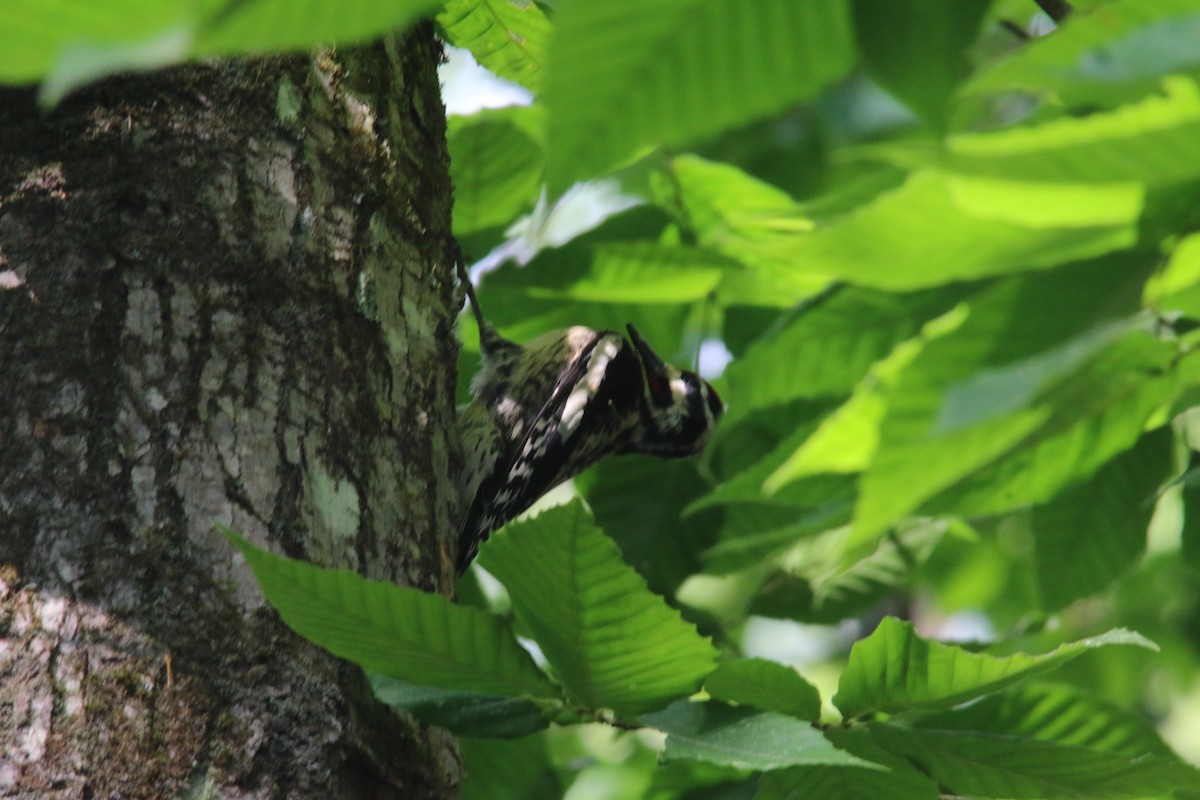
[625,323,723,458]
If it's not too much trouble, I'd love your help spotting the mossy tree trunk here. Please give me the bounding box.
[0,25,463,798]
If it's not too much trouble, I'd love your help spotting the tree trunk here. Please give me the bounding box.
[0,25,462,798]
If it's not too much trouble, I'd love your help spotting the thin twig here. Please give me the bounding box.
[999,19,1031,40]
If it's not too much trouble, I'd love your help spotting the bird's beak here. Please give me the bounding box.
[627,324,673,406]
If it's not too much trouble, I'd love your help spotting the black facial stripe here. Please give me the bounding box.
[704,384,723,420]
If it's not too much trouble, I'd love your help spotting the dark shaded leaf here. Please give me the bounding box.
[643,700,874,771]
[834,617,1155,719]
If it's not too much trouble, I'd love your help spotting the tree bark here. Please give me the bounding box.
[0,25,462,798]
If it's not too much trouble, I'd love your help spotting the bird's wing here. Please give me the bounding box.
[455,330,632,573]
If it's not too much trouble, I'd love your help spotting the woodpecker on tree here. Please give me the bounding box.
[454,260,723,574]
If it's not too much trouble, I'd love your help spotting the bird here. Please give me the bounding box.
[453,260,723,574]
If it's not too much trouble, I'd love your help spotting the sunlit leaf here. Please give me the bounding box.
[7,0,442,103]
[757,171,1141,290]
[438,0,549,91]
[662,155,806,238]
[39,22,193,107]
[478,501,719,714]
[708,399,834,483]
[851,258,1150,544]
[948,77,1200,185]
[1145,232,1200,316]
[0,0,187,84]
[195,0,439,56]
[762,318,946,494]
[694,418,837,511]
[656,155,827,303]
[469,207,693,350]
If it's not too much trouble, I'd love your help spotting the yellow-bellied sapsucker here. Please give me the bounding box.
[454,264,723,574]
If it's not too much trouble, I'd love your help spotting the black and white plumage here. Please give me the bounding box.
[454,266,723,575]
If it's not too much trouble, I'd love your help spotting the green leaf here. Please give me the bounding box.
[912,681,1175,758]
[0,0,185,84]
[39,21,193,108]
[646,761,752,799]
[707,398,837,484]
[438,0,550,91]
[763,318,947,494]
[194,0,440,56]
[15,0,441,103]
[924,336,1183,517]
[852,0,990,128]
[460,734,563,800]
[964,0,1200,110]
[756,765,934,800]
[870,722,1200,800]
[695,416,845,511]
[851,258,1150,544]
[749,527,943,624]
[701,501,854,575]
[661,155,808,243]
[643,700,875,771]
[477,501,719,714]
[449,106,544,236]
[579,456,716,596]
[1146,232,1200,317]
[797,520,949,624]
[833,617,1157,719]
[655,155,827,305]
[1032,427,1175,611]
[761,171,1141,290]
[544,0,854,189]
[370,675,549,738]
[947,77,1200,186]
[755,726,939,800]
[932,320,1133,433]
[221,528,560,700]
[525,243,729,303]
[1184,461,1200,569]
[466,206,695,348]
[718,284,964,425]
[704,659,822,721]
